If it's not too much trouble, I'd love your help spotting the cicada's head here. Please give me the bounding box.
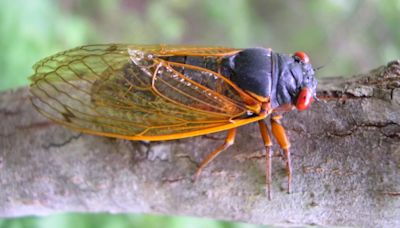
[273,51,318,112]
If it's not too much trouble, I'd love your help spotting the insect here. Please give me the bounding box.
[30,44,317,199]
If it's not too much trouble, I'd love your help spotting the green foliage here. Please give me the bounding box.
[0,0,93,91]
[0,213,266,228]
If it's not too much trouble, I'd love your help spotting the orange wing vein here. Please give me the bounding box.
[30,44,266,141]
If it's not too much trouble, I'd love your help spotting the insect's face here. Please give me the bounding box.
[292,52,317,111]
[274,51,317,112]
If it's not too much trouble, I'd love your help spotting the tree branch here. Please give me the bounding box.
[1,60,399,227]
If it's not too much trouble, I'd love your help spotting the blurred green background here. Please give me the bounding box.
[1,0,399,92]
[0,0,399,227]
[0,213,264,228]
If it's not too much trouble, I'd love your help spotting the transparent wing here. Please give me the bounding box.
[30,44,264,141]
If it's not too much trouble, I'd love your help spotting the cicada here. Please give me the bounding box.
[30,44,317,199]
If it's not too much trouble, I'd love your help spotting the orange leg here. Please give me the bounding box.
[270,115,292,194]
[258,120,273,200]
[194,128,237,180]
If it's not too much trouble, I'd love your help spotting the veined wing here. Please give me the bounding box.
[30,44,264,141]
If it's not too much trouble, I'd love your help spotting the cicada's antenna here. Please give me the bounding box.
[313,65,324,103]
[313,65,325,72]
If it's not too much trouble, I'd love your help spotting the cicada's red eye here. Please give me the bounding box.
[293,51,310,64]
[296,87,313,111]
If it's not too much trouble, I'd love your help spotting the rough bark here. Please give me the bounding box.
[1,60,399,227]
